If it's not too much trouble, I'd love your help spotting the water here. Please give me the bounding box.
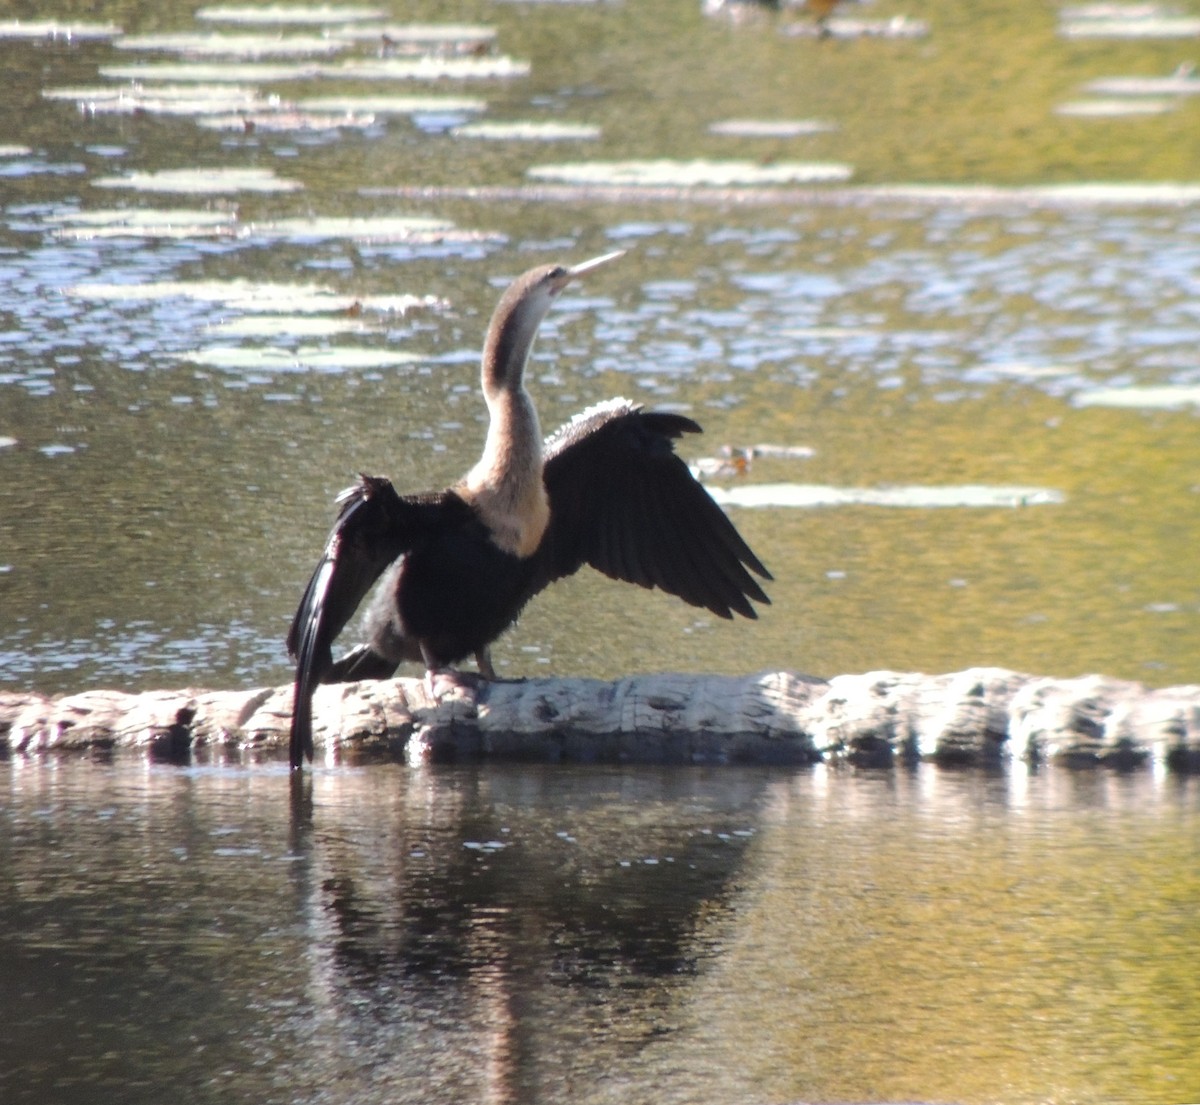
[2,758,1198,1104]
[2,1,1200,1100]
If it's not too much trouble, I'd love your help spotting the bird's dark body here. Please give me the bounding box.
[287,254,772,768]
[364,494,539,671]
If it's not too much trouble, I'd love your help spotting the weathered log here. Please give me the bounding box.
[3,668,1200,771]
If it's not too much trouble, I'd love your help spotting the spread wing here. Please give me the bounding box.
[537,399,771,618]
[286,474,416,767]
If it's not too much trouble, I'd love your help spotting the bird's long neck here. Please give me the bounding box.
[459,304,551,558]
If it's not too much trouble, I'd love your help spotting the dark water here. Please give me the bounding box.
[3,2,1200,1102]
[2,758,1199,1105]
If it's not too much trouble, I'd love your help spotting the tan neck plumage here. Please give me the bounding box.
[459,387,550,558]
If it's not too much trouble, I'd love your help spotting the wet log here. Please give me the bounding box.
[3,668,1200,771]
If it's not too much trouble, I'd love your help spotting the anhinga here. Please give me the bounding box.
[287,251,771,767]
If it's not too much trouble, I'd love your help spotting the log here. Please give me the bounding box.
[3,668,1200,771]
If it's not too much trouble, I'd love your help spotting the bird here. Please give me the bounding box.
[286,251,771,767]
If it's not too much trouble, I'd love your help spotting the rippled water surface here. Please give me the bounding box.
[2,1,1200,1101]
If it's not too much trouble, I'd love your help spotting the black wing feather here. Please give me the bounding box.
[537,400,771,617]
[287,474,415,767]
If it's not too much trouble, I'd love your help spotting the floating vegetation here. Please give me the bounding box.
[328,55,530,80]
[47,208,239,240]
[706,483,1065,509]
[334,23,497,46]
[113,32,353,58]
[207,314,375,336]
[44,83,277,117]
[186,345,422,371]
[299,94,486,114]
[244,214,499,244]
[527,158,854,186]
[708,119,837,138]
[92,167,303,194]
[1073,385,1200,409]
[197,110,377,131]
[66,279,446,317]
[780,15,929,39]
[0,20,122,41]
[1055,97,1177,115]
[100,54,528,83]
[100,61,322,83]
[195,5,386,23]
[452,120,601,140]
[1059,5,1200,37]
[1084,66,1200,95]
[860,182,1200,205]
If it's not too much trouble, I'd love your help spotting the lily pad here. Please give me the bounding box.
[859,182,1200,205]
[114,32,352,57]
[195,5,386,23]
[207,314,375,336]
[1085,69,1200,95]
[328,55,531,80]
[92,167,303,194]
[709,119,837,137]
[101,61,321,83]
[1060,16,1200,37]
[99,54,529,83]
[452,120,601,140]
[47,208,238,240]
[706,483,1065,509]
[244,215,498,244]
[0,20,122,41]
[44,83,277,116]
[186,345,422,371]
[1073,385,1200,409]
[333,23,497,47]
[66,279,446,316]
[1055,97,1177,115]
[781,15,929,39]
[527,158,853,187]
[197,110,377,130]
[299,93,486,113]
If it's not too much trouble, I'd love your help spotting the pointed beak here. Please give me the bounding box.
[550,249,626,292]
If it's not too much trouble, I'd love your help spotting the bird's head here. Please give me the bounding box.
[483,250,626,396]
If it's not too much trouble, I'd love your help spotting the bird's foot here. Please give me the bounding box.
[423,666,487,702]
